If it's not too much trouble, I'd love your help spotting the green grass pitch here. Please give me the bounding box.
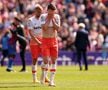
[0,65,108,90]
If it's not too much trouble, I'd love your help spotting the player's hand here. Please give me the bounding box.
[37,41,42,46]
[44,17,50,26]
[46,14,54,20]
[52,18,56,24]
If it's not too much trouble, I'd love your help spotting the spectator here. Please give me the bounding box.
[0,31,9,66]
[75,23,90,70]
[0,0,107,53]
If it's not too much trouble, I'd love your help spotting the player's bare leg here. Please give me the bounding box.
[41,60,51,84]
[41,66,50,83]
[40,57,49,84]
[49,57,57,87]
[32,59,40,83]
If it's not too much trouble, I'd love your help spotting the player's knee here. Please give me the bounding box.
[43,57,49,64]
[43,59,48,64]
[51,60,56,64]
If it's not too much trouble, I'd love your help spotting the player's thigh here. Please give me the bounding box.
[30,45,41,60]
[41,44,50,58]
[50,56,57,64]
[50,45,58,58]
[41,45,50,64]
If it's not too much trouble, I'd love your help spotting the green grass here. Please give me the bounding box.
[0,65,108,90]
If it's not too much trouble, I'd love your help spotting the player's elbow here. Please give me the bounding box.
[54,25,60,30]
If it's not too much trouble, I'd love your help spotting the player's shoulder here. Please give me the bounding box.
[28,16,35,22]
[27,16,35,28]
[41,13,47,17]
[40,13,47,18]
[54,14,60,19]
[40,13,47,21]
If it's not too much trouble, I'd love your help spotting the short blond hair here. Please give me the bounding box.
[34,4,43,11]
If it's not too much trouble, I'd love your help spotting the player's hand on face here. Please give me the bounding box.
[46,14,54,20]
[52,17,56,23]
[45,16,51,25]
[46,17,50,23]
[46,16,52,22]
[52,17,58,26]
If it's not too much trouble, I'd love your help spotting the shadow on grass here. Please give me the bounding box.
[0,82,40,88]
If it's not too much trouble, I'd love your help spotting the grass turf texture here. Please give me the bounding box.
[0,65,108,90]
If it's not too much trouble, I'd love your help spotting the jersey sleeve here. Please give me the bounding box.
[40,14,46,25]
[27,19,33,30]
[55,14,60,27]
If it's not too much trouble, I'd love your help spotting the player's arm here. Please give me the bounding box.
[17,26,28,43]
[42,19,50,30]
[52,15,60,31]
[17,34,28,42]
[41,14,51,30]
[29,30,41,45]
[27,19,41,45]
[21,24,27,38]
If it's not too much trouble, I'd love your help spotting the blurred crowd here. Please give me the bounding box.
[0,0,108,52]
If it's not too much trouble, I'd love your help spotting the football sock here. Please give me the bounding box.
[7,59,14,70]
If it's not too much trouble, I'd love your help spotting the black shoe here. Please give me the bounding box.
[6,68,15,72]
[85,66,88,71]
[6,68,11,72]
[0,60,4,66]
[19,69,27,72]
[80,66,82,71]
[85,68,88,71]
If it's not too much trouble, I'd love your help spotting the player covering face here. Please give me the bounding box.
[27,4,49,83]
[41,3,61,86]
